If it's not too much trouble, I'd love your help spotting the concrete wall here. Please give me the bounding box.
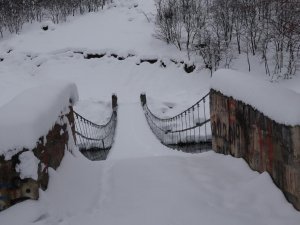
[0,107,75,211]
[210,89,300,211]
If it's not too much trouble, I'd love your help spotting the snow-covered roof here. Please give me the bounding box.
[0,82,79,158]
[211,69,300,126]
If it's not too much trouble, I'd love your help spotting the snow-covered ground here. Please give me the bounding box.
[1,149,300,225]
[0,0,299,224]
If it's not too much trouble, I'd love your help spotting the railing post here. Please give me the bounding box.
[140,93,147,107]
[112,94,118,112]
[69,105,76,144]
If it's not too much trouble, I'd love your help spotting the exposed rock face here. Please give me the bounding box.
[210,89,300,211]
[184,63,196,73]
[0,107,75,211]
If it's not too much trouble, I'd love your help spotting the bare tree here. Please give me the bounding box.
[155,0,183,50]
[0,0,110,39]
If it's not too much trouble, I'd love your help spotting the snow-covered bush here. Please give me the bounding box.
[0,0,109,38]
[154,0,300,78]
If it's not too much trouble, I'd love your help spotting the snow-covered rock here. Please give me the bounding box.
[0,82,79,158]
[211,69,300,126]
[41,20,55,31]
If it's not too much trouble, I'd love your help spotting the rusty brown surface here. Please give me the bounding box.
[210,89,300,211]
[0,107,75,211]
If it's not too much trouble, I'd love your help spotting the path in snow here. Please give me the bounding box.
[108,102,184,160]
[58,152,300,225]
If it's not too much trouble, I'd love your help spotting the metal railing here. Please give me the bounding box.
[140,93,212,153]
[74,95,117,160]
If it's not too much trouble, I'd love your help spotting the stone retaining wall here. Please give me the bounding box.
[210,89,300,210]
[0,107,75,211]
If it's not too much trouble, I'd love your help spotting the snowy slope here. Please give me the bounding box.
[0,0,182,58]
[0,0,299,224]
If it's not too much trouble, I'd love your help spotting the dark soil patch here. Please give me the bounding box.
[184,64,196,73]
[73,51,84,55]
[110,53,118,58]
[170,59,178,64]
[85,53,106,59]
[140,58,158,64]
[160,60,166,68]
[42,26,48,31]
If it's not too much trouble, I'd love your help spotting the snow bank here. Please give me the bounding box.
[211,69,300,126]
[0,82,79,158]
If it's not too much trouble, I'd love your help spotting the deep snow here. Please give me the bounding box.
[0,0,299,224]
[1,149,300,225]
[0,82,78,158]
[211,69,300,126]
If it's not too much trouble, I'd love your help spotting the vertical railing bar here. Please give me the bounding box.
[203,97,208,142]
[185,112,188,143]
[192,107,196,143]
[188,109,192,143]
[181,114,184,144]
[197,103,201,144]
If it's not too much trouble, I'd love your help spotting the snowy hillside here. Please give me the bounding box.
[0,0,299,224]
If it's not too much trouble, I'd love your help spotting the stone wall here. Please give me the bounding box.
[0,107,75,211]
[210,89,300,211]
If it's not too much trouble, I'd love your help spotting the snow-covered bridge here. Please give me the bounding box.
[0,0,299,224]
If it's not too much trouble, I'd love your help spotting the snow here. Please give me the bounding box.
[1,149,300,225]
[15,151,39,180]
[40,21,56,31]
[0,0,182,59]
[108,103,185,160]
[211,69,300,126]
[0,0,299,224]
[0,82,78,158]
